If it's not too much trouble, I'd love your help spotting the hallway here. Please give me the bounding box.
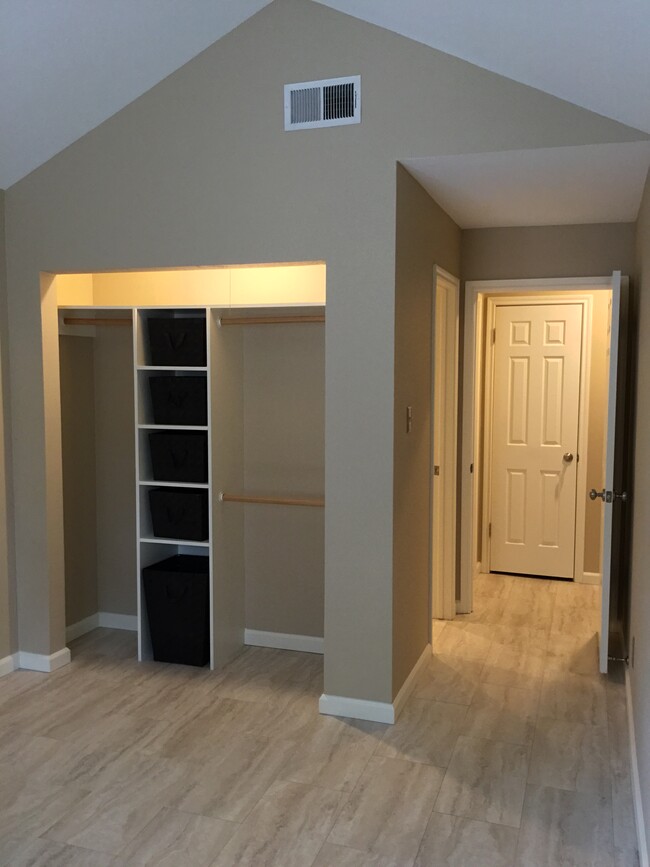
[0,573,638,865]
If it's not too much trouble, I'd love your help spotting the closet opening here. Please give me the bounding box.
[52,262,326,674]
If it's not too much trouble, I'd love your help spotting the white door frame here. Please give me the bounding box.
[431,266,459,621]
[481,294,592,580]
[460,276,612,614]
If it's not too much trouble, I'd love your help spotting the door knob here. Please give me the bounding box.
[563,452,574,463]
[589,488,605,501]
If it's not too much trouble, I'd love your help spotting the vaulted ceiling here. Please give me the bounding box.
[1,0,649,194]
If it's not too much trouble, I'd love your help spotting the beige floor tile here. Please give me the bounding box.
[434,735,529,828]
[545,633,600,677]
[539,671,608,726]
[0,782,93,842]
[328,755,445,861]
[312,843,410,866]
[211,780,344,867]
[515,785,615,867]
[0,836,115,866]
[413,654,485,706]
[414,813,518,867]
[172,734,298,821]
[44,774,185,854]
[431,622,493,662]
[481,642,546,691]
[550,605,600,639]
[490,625,550,654]
[280,715,384,792]
[117,806,235,865]
[473,573,515,601]
[376,698,466,767]
[500,582,555,631]
[463,683,539,745]
[554,581,600,610]
[456,596,509,626]
[528,717,610,794]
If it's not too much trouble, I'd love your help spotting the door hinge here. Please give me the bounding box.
[488,522,492,538]
[492,328,496,345]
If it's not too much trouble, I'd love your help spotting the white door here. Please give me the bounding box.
[597,272,624,673]
[489,302,583,578]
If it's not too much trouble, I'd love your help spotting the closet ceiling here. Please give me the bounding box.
[1,0,649,189]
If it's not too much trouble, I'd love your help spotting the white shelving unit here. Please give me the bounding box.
[134,308,214,666]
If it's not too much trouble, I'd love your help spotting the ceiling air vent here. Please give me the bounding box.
[284,75,361,130]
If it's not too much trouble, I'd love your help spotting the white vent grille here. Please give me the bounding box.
[284,76,360,130]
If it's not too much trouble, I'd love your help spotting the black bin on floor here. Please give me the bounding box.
[148,376,207,426]
[142,554,210,666]
[149,488,209,541]
[147,317,206,367]
[149,431,208,482]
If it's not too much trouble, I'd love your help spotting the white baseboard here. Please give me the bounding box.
[66,613,100,642]
[244,629,324,655]
[393,644,432,719]
[98,612,138,631]
[626,669,649,867]
[17,647,71,673]
[320,643,432,725]
[66,612,138,642]
[0,653,17,678]
[319,693,396,724]
[577,571,601,586]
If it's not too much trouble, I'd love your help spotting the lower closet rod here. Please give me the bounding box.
[220,493,324,508]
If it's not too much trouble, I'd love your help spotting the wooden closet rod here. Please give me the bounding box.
[219,315,325,326]
[63,317,132,327]
[220,493,324,508]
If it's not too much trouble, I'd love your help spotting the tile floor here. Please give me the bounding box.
[0,573,639,865]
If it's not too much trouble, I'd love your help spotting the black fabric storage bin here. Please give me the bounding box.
[149,488,209,541]
[142,554,210,666]
[149,376,207,426]
[149,432,208,482]
[147,317,206,367]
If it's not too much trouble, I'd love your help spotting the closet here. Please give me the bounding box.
[57,263,325,670]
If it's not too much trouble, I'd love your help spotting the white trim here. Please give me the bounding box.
[626,668,649,867]
[320,643,432,724]
[0,654,17,677]
[577,571,601,586]
[244,629,324,655]
[66,613,99,642]
[393,643,432,720]
[319,693,396,724]
[17,647,71,672]
[481,293,592,581]
[98,612,138,631]
[431,267,459,623]
[461,276,615,615]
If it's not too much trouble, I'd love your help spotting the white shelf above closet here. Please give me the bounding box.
[139,480,209,489]
[139,536,210,548]
[138,424,208,431]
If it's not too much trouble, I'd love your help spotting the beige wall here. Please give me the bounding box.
[3,0,644,699]
[462,224,636,282]
[59,336,98,625]
[462,223,636,577]
[0,189,14,661]
[243,323,325,637]
[94,328,136,616]
[393,165,461,695]
[630,169,650,847]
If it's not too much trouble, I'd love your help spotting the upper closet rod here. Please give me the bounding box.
[219,315,325,326]
[63,317,132,327]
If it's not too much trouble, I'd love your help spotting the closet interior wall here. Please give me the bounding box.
[59,325,136,631]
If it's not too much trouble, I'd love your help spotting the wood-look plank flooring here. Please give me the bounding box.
[0,573,638,865]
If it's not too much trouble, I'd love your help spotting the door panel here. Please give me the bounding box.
[490,303,583,578]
